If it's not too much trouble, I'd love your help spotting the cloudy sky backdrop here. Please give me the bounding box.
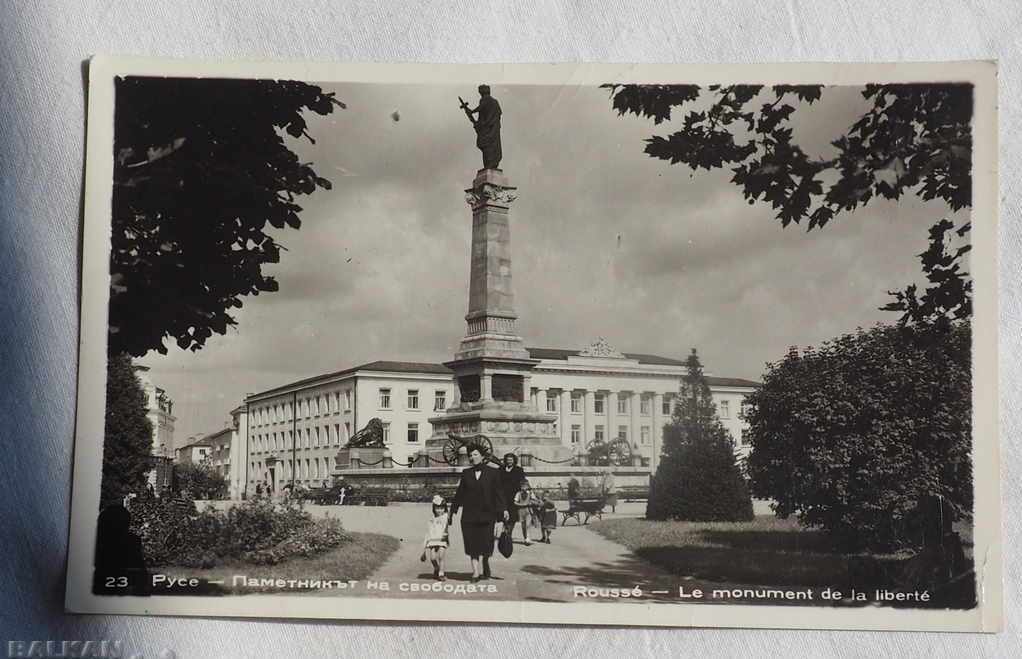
[140,81,965,444]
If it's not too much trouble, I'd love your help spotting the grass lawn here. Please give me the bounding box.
[589,516,975,608]
[158,532,399,595]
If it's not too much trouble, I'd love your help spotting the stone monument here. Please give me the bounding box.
[415,92,568,465]
[420,165,569,465]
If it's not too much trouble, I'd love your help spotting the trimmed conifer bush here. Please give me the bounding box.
[647,349,754,522]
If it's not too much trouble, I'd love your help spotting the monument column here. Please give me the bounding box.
[423,164,568,468]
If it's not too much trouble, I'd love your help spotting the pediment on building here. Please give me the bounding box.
[579,337,625,359]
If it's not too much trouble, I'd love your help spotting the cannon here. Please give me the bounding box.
[442,431,502,466]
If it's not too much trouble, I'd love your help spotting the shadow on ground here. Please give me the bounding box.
[588,521,976,609]
[519,558,677,602]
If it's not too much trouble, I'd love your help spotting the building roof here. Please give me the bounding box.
[179,427,231,451]
[526,348,760,386]
[248,360,453,400]
[526,347,689,366]
[247,350,759,401]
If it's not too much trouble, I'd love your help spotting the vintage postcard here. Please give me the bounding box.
[66,57,1001,631]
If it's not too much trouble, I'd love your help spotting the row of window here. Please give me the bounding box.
[543,392,740,419]
[568,423,748,446]
[257,388,744,424]
[251,389,355,427]
[543,392,752,418]
[250,456,333,481]
[567,424,653,445]
[250,423,353,453]
[378,388,447,411]
[251,421,425,451]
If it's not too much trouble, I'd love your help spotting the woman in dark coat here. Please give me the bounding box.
[450,445,508,582]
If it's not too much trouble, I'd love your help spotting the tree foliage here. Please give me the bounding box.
[110,76,345,357]
[100,354,154,506]
[647,349,754,522]
[173,461,229,500]
[744,322,972,551]
[603,83,973,324]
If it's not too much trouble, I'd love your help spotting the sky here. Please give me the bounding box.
[140,81,966,445]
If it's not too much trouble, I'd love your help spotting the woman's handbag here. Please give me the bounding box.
[497,524,514,558]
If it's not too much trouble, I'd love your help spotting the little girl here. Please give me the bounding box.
[420,495,450,580]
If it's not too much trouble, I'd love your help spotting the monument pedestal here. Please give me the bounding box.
[421,168,566,465]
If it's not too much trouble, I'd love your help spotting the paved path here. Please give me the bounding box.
[302,502,679,602]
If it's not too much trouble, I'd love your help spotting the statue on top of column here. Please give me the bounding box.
[459,85,502,170]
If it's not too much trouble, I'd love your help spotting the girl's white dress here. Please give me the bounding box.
[423,515,450,549]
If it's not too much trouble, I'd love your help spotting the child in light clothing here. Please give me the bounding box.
[420,495,450,581]
[538,490,557,544]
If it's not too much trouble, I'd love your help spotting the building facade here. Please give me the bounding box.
[228,342,758,498]
[174,437,214,465]
[134,364,176,457]
[239,361,454,496]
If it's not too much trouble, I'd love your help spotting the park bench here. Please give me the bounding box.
[560,496,606,526]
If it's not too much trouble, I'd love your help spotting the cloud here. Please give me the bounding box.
[139,81,956,442]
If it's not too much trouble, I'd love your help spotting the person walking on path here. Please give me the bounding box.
[450,445,508,582]
[500,453,527,542]
[420,495,451,581]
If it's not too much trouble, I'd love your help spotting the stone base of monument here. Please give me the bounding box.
[335,447,393,470]
[420,400,573,465]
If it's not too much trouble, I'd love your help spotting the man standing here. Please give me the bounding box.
[465,84,502,170]
[500,453,530,545]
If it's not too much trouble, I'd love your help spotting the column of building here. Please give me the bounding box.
[559,389,570,446]
[583,390,594,454]
[652,392,663,474]
[629,391,640,459]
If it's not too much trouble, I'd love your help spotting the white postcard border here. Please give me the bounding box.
[67,56,1001,632]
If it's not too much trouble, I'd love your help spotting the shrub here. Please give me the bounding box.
[241,518,349,565]
[745,321,972,552]
[647,349,754,522]
[100,354,154,508]
[173,462,228,500]
[127,496,347,567]
[127,496,202,566]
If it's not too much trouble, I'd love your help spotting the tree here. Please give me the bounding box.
[647,349,754,522]
[100,354,154,507]
[603,83,973,325]
[744,322,972,551]
[173,461,229,500]
[110,76,345,357]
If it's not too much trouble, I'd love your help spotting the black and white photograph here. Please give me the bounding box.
[65,59,1000,630]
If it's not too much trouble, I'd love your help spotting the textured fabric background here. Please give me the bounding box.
[0,1,1017,656]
